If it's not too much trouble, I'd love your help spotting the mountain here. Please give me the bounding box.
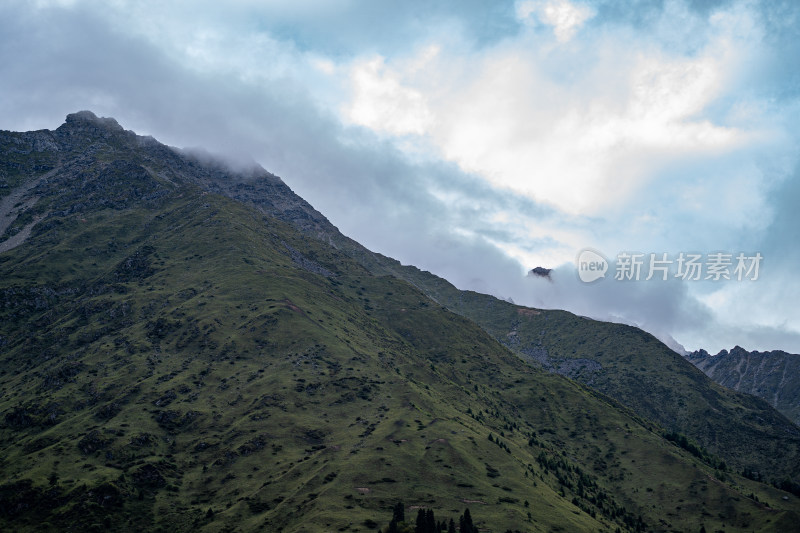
[352,270,800,483]
[687,346,800,426]
[1,111,799,532]
[158,115,800,489]
[281,225,800,486]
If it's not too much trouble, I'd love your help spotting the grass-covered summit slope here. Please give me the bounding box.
[0,112,799,532]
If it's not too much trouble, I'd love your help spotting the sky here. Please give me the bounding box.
[1,0,799,353]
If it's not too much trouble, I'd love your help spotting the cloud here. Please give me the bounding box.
[516,0,595,42]
[521,261,711,350]
[333,0,800,353]
[344,54,435,136]
[518,251,800,355]
[341,3,765,221]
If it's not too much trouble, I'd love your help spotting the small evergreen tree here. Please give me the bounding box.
[425,509,436,533]
[459,508,475,533]
[392,502,405,524]
[416,509,426,533]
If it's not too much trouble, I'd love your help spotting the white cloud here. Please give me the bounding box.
[310,56,336,75]
[343,56,434,136]
[334,1,800,352]
[516,0,595,42]
[341,17,750,217]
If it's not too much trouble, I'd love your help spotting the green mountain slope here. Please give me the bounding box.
[688,347,800,426]
[1,112,799,532]
[357,261,800,482]
[136,111,800,490]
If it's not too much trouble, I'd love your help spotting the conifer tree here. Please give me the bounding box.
[392,502,405,524]
[425,509,436,533]
[459,508,475,533]
[416,509,426,533]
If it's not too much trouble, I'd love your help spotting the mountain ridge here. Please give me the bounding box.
[215,159,800,483]
[1,111,799,531]
[687,346,800,425]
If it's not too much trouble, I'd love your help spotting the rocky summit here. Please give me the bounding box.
[1,112,799,532]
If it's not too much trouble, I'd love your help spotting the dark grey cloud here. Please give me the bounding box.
[521,262,713,352]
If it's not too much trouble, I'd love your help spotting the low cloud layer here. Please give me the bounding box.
[1,0,799,353]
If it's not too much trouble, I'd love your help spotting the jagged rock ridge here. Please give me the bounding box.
[688,346,800,425]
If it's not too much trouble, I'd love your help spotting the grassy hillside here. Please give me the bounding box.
[1,113,799,532]
[355,257,800,484]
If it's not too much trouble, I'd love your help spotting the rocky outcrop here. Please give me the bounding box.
[687,346,800,425]
[527,266,552,279]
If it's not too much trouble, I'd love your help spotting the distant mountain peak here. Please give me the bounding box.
[61,110,124,132]
[528,266,552,279]
[729,345,750,356]
[51,110,139,152]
